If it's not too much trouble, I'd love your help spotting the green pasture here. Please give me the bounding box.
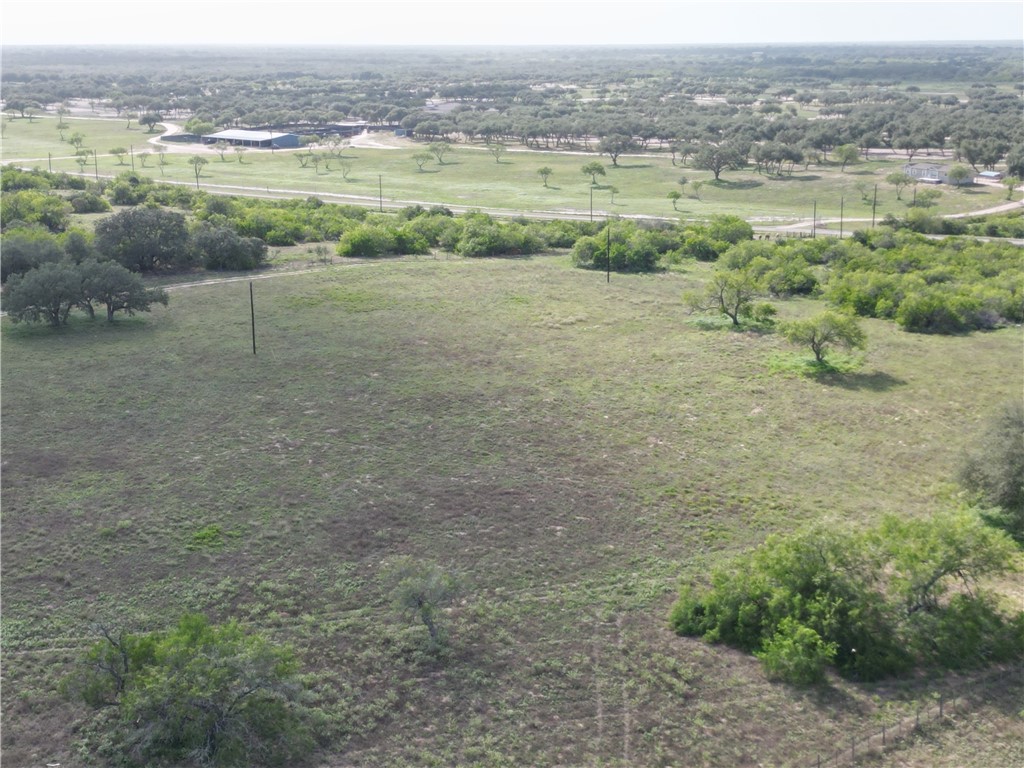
[2,115,1008,222]
[2,255,1021,765]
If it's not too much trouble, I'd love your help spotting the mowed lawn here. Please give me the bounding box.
[2,255,1021,766]
[2,115,1010,221]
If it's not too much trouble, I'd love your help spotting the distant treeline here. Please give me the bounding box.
[3,45,1022,175]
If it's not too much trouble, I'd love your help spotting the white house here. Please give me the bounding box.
[903,163,949,184]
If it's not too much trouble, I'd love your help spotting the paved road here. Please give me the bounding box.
[6,115,1023,231]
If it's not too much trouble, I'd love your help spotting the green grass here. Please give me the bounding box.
[2,115,1009,222]
[2,255,1020,765]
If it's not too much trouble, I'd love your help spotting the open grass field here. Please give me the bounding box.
[2,254,1021,766]
[2,115,1011,223]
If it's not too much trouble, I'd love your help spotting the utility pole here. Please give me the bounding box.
[871,185,878,227]
[839,196,844,239]
[378,174,383,212]
[590,185,594,222]
[812,200,816,239]
[250,282,257,355]
[606,222,611,283]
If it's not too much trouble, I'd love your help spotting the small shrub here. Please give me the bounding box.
[189,524,229,550]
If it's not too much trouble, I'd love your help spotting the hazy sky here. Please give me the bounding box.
[2,0,1022,46]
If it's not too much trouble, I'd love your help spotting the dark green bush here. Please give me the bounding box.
[959,401,1024,542]
[755,618,837,685]
[671,512,1019,683]
[70,192,111,214]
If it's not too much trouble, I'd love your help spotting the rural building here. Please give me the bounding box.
[202,129,300,149]
[903,162,949,184]
[977,170,1004,181]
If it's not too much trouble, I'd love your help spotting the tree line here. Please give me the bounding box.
[4,166,1020,337]
[4,45,1022,180]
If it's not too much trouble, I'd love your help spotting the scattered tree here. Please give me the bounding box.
[779,310,866,364]
[947,165,972,187]
[834,143,860,172]
[885,172,915,200]
[685,267,764,326]
[581,161,606,185]
[537,166,553,187]
[384,557,463,649]
[597,133,637,166]
[668,190,682,210]
[413,152,432,172]
[109,147,128,165]
[486,141,507,163]
[62,614,312,767]
[139,112,162,133]
[188,155,208,188]
[428,141,453,165]
[693,143,743,181]
[875,511,1019,617]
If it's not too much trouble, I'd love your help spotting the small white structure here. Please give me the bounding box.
[903,162,949,184]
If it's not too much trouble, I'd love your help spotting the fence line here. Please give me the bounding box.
[807,668,1009,767]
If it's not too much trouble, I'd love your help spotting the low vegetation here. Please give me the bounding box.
[61,614,312,766]
[670,511,1022,684]
[3,249,1020,765]
[2,41,1022,766]
[958,401,1024,542]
